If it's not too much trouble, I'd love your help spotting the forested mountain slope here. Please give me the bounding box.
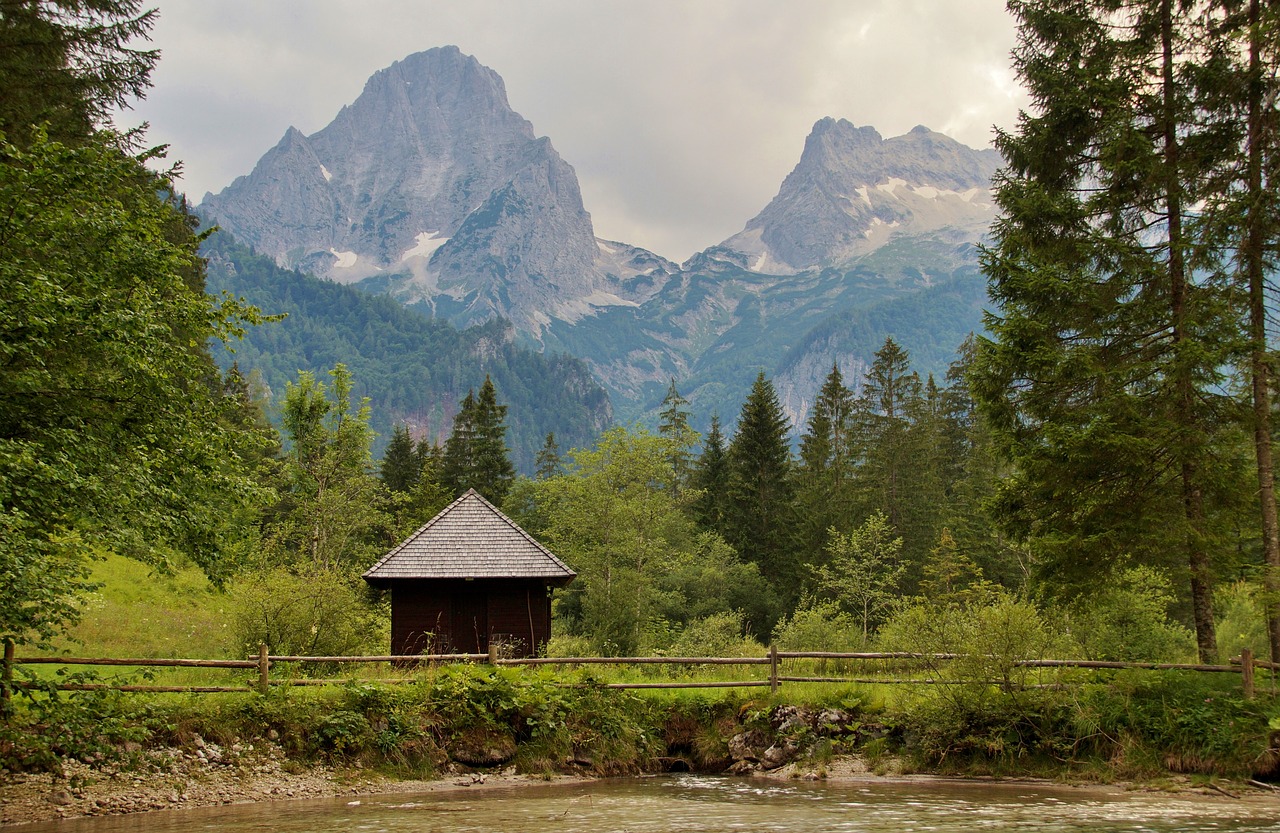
[202,231,612,469]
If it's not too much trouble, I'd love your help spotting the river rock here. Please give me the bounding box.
[728,730,768,763]
[771,705,812,735]
[761,740,800,770]
[815,708,857,736]
[446,725,518,767]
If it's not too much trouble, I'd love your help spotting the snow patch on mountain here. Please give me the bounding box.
[400,231,449,261]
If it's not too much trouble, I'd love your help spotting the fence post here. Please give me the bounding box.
[488,642,499,665]
[1,638,13,717]
[1242,647,1255,700]
[769,644,779,694]
[257,643,270,694]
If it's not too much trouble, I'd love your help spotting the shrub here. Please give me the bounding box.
[772,600,863,652]
[1064,566,1196,662]
[225,565,387,660]
[666,612,764,658]
[1215,580,1269,663]
[1075,673,1276,778]
[878,590,1071,709]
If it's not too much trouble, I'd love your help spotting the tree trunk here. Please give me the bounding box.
[1162,0,1216,662]
[1243,0,1280,663]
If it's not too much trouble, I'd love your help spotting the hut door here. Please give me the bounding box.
[451,590,488,654]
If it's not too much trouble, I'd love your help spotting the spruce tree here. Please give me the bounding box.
[0,0,158,144]
[796,364,856,563]
[472,376,516,503]
[442,391,478,497]
[1194,0,1280,662]
[380,424,420,493]
[975,0,1242,660]
[853,338,923,534]
[939,336,1023,588]
[442,377,515,503]
[535,432,563,480]
[658,378,697,490]
[726,372,799,613]
[690,415,731,535]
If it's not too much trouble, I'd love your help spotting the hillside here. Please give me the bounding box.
[202,231,612,469]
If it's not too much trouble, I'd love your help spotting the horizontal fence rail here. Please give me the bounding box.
[0,639,1266,704]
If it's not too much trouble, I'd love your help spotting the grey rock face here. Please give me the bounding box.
[719,118,1001,274]
[199,46,669,336]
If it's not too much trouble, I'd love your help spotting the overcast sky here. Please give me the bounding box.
[121,0,1028,262]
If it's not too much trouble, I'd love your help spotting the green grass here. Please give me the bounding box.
[56,554,229,658]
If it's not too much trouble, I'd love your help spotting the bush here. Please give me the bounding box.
[878,590,1071,709]
[0,675,155,773]
[1075,673,1277,778]
[772,600,863,652]
[1064,566,1196,662]
[666,612,764,658]
[1215,580,1269,663]
[226,565,387,660]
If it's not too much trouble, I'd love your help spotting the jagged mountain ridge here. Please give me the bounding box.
[199,46,1000,433]
[199,46,674,335]
[717,118,1000,275]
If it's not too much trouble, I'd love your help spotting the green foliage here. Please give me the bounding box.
[1075,674,1276,778]
[534,432,563,480]
[666,612,765,659]
[225,565,387,660]
[807,511,905,644]
[658,379,698,490]
[796,363,857,559]
[262,364,394,571]
[975,0,1252,662]
[379,424,419,493]
[526,426,759,655]
[726,372,800,616]
[1065,566,1197,663]
[690,415,730,533]
[0,0,158,144]
[878,591,1070,707]
[0,130,265,644]
[441,375,516,504]
[1215,581,1270,663]
[0,678,153,773]
[771,600,864,653]
[890,688,1075,774]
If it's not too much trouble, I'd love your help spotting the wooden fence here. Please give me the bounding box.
[0,638,1268,705]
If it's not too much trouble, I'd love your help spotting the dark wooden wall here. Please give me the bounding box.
[389,579,553,658]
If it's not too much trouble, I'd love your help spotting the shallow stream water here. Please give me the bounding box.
[18,774,1280,832]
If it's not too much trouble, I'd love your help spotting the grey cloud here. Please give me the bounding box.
[125,0,1026,261]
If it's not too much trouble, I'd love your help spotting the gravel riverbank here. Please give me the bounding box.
[0,739,587,826]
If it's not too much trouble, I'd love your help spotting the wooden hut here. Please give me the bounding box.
[362,488,575,658]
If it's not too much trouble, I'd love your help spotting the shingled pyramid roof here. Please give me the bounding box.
[362,489,576,585]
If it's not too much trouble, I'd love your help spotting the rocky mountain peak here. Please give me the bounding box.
[198,46,669,337]
[717,119,1001,274]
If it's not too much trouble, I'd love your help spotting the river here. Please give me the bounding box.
[16,775,1280,832]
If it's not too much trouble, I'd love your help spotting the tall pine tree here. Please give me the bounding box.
[442,376,515,504]
[796,364,856,564]
[658,379,698,492]
[975,0,1242,660]
[691,415,731,535]
[726,372,799,615]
